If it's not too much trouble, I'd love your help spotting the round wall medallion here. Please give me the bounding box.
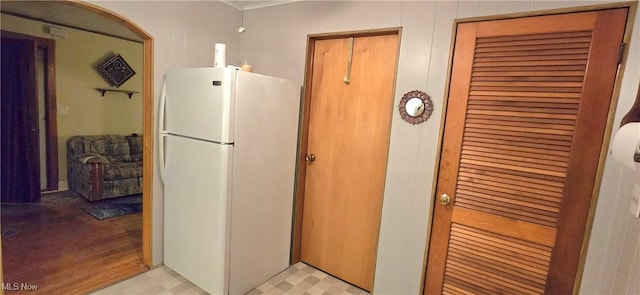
[399,90,433,125]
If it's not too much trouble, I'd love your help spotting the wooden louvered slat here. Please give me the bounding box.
[445,256,544,294]
[475,54,589,63]
[463,146,568,168]
[475,42,591,53]
[464,131,571,147]
[456,186,560,212]
[446,259,541,295]
[446,266,511,294]
[444,224,553,294]
[461,158,566,178]
[459,169,563,195]
[463,145,569,162]
[459,163,566,187]
[466,112,577,126]
[454,199,558,227]
[472,76,585,83]
[443,224,553,293]
[464,128,573,145]
[454,192,560,217]
[471,86,583,93]
[466,108,577,119]
[467,105,578,115]
[457,190,560,213]
[457,174,563,200]
[464,133,571,153]
[454,223,553,254]
[459,164,565,188]
[461,154,566,173]
[472,65,586,72]
[455,199,557,227]
[474,48,590,58]
[472,70,585,77]
[443,282,478,295]
[465,121,574,136]
[474,60,587,67]
[469,103,577,112]
[475,31,592,43]
[445,277,493,295]
[456,184,560,210]
[449,228,552,264]
[457,185,560,212]
[447,240,550,280]
[475,36,592,48]
[464,129,568,142]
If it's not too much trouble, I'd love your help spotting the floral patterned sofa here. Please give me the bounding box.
[67,134,143,201]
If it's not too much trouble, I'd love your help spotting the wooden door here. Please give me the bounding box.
[0,37,41,203]
[425,8,628,294]
[300,32,399,291]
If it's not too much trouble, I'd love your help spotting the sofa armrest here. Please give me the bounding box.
[72,153,111,165]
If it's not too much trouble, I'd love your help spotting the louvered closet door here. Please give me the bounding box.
[425,8,628,295]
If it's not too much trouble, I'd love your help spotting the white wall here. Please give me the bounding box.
[88,0,640,294]
[89,0,242,267]
[237,1,640,294]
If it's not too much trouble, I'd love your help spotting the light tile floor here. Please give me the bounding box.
[92,262,369,295]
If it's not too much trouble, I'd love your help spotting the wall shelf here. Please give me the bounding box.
[96,88,138,99]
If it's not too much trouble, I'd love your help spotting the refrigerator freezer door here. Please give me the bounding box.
[164,67,236,143]
[164,135,233,294]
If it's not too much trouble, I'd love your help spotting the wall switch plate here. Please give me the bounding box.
[631,183,640,218]
[57,106,68,115]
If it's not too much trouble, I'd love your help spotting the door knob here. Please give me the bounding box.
[305,154,316,162]
[439,194,451,206]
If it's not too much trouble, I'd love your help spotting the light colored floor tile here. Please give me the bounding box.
[92,263,367,295]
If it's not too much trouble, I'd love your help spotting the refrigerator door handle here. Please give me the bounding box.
[158,81,168,184]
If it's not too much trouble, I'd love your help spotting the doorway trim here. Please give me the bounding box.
[65,1,155,268]
[421,2,637,294]
[291,27,402,265]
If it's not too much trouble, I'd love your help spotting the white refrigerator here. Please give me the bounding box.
[159,67,301,295]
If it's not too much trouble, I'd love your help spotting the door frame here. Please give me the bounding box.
[291,27,401,264]
[0,1,154,292]
[422,2,637,294]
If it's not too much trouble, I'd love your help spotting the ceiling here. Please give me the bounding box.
[1,1,303,42]
[0,1,142,41]
[222,0,302,10]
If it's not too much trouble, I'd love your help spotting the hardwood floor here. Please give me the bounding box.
[1,191,147,294]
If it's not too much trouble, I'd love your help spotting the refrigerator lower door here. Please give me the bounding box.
[164,134,232,295]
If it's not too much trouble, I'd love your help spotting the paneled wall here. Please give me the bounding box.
[91,1,640,294]
[237,1,640,294]
[89,0,242,266]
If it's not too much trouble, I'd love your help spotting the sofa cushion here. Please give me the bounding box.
[104,162,143,181]
[125,134,143,162]
[73,153,110,164]
[70,135,130,162]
